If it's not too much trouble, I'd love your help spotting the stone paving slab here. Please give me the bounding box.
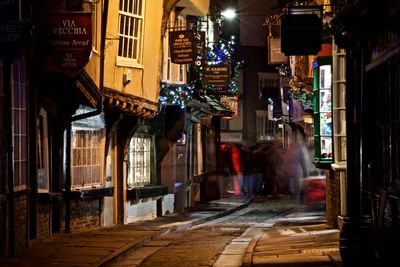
[249,224,342,267]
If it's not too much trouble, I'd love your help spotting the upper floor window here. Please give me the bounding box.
[117,0,145,66]
[162,12,187,84]
[256,110,282,142]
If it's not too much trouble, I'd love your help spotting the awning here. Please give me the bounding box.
[188,99,212,123]
[202,95,234,117]
[103,87,159,119]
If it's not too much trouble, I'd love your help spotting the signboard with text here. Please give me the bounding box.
[169,30,195,64]
[45,12,92,77]
[204,64,230,86]
[268,37,288,64]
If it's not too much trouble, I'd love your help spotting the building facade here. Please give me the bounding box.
[0,0,217,258]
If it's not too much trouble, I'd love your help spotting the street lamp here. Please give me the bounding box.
[221,8,237,20]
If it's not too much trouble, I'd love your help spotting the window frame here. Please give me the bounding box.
[11,59,28,191]
[116,0,145,67]
[162,12,187,84]
[91,1,101,53]
[126,133,154,189]
[256,110,282,142]
[70,128,106,190]
[332,44,347,163]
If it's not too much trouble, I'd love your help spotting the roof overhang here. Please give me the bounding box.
[176,0,210,16]
[103,87,159,119]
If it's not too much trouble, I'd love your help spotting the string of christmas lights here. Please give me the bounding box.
[159,34,243,107]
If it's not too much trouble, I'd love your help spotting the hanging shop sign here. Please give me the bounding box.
[45,12,92,77]
[281,13,322,55]
[268,37,288,64]
[267,24,288,64]
[169,30,195,64]
[204,64,230,86]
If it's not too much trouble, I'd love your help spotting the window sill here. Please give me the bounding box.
[64,187,114,199]
[126,185,168,200]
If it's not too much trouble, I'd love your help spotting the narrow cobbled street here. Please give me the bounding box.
[109,197,335,267]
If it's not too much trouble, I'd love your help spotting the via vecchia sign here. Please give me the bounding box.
[45,13,92,77]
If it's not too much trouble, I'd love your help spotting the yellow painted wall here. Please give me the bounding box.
[103,0,163,104]
[83,2,102,90]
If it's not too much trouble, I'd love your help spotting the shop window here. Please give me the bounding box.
[332,45,347,162]
[70,123,106,189]
[313,59,334,166]
[127,134,153,188]
[11,59,28,191]
[117,0,145,66]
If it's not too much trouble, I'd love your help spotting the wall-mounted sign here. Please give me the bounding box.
[204,64,230,86]
[281,14,322,55]
[0,21,23,43]
[169,30,195,64]
[45,12,92,77]
[0,1,31,51]
[0,1,19,21]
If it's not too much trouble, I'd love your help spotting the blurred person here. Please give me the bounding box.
[219,143,233,176]
[231,144,247,195]
[264,141,283,197]
[283,134,310,201]
[249,143,266,196]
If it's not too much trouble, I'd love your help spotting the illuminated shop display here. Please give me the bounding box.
[313,59,333,165]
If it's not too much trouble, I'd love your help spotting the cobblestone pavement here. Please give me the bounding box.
[0,196,341,267]
[110,196,339,267]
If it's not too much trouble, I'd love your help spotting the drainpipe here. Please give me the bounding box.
[64,0,108,233]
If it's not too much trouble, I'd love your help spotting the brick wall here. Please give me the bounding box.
[37,203,50,238]
[14,193,28,255]
[64,198,102,232]
[325,169,341,228]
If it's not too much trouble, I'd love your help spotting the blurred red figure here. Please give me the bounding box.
[301,176,326,203]
[231,144,246,195]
